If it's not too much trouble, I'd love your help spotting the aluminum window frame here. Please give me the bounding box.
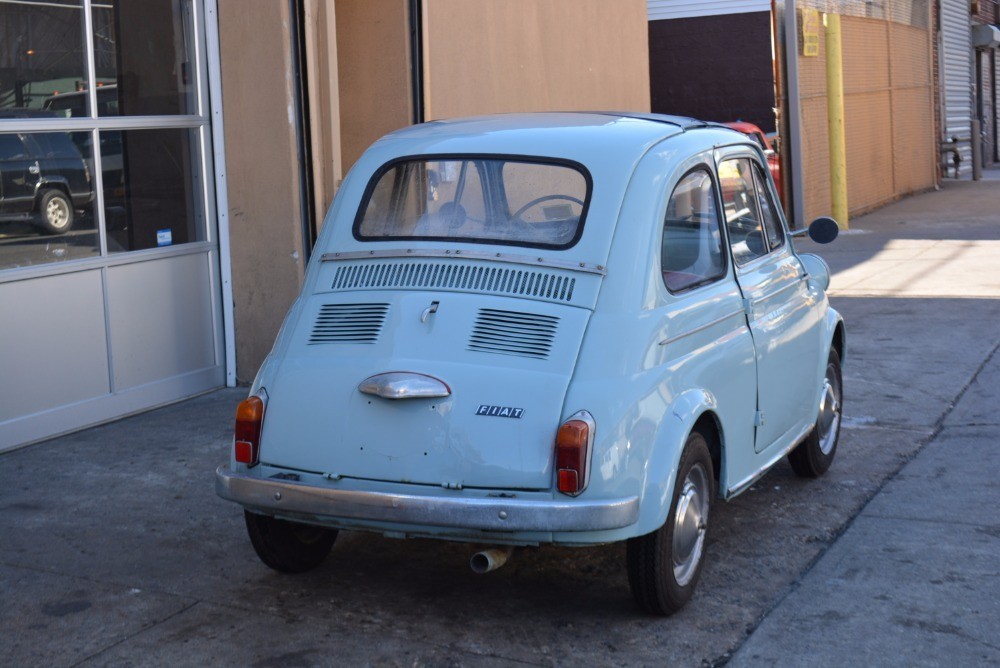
[0,0,215,280]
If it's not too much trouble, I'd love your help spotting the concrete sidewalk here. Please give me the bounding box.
[1,172,999,667]
[730,173,1000,666]
[730,349,1000,666]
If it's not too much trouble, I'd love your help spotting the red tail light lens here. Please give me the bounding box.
[234,394,265,467]
[556,412,594,496]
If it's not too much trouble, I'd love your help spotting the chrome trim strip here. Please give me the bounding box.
[358,372,451,399]
[747,276,806,307]
[659,309,745,346]
[725,423,814,498]
[216,466,639,532]
[320,249,607,276]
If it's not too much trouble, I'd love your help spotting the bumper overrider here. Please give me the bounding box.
[216,466,639,532]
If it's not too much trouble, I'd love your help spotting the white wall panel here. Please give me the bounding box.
[647,0,769,21]
[107,253,217,391]
[0,270,110,423]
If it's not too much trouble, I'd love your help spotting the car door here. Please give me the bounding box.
[716,150,824,454]
[658,165,758,485]
[0,134,37,216]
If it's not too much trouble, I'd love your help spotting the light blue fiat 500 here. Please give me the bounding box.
[216,112,844,615]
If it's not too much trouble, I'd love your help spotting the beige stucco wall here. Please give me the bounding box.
[218,0,305,383]
[335,0,413,174]
[797,13,935,223]
[217,0,651,382]
[422,0,650,119]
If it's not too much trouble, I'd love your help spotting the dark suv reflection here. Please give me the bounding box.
[0,131,93,235]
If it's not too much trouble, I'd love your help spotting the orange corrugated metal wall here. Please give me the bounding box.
[797,0,935,222]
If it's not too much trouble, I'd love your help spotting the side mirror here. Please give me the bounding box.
[791,216,840,244]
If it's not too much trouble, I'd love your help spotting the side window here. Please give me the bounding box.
[0,134,29,161]
[661,169,726,293]
[719,158,768,266]
[752,165,785,252]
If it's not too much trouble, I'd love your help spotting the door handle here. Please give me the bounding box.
[28,161,40,175]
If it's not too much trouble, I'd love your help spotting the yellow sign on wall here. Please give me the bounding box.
[802,8,820,57]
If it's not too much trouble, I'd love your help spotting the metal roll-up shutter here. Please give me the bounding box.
[940,0,973,177]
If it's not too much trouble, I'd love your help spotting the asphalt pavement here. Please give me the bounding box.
[1,170,998,667]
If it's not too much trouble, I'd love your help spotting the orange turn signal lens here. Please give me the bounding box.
[556,417,592,496]
[234,395,264,467]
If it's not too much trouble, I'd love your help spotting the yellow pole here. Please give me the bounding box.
[825,13,849,230]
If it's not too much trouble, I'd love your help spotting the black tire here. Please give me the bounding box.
[788,348,843,478]
[244,510,338,573]
[627,431,714,616]
[37,189,74,235]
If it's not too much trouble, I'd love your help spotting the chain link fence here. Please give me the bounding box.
[791,0,936,219]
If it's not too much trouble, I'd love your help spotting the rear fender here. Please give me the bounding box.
[633,387,718,537]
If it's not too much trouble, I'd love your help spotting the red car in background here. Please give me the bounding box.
[724,121,783,205]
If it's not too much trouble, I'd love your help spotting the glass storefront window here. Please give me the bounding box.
[0,130,98,269]
[103,128,205,253]
[92,0,197,116]
[0,1,89,118]
[0,0,208,271]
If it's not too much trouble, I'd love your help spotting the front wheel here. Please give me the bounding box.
[244,510,338,573]
[788,348,843,478]
[37,189,74,235]
[627,431,714,615]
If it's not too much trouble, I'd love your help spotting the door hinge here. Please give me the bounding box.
[754,411,765,427]
[742,297,753,316]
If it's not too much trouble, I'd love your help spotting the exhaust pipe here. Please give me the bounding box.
[470,547,514,574]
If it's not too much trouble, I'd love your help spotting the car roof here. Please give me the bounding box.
[373,112,739,162]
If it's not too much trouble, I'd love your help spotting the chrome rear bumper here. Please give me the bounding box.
[216,466,639,532]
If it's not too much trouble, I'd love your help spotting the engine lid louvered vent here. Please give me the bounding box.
[330,261,576,303]
[469,308,558,360]
[309,303,389,345]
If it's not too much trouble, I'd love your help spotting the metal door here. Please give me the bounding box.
[717,153,824,453]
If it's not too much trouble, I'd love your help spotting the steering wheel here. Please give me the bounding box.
[510,194,584,222]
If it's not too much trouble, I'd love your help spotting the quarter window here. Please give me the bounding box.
[752,165,785,252]
[719,158,768,266]
[660,169,726,293]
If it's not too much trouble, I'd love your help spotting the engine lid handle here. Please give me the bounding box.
[358,372,451,400]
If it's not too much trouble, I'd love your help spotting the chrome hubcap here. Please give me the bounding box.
[46,198,70,229]
[817,364,841,455]
[672,462,709,587]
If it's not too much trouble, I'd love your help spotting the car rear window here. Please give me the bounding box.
[354,156,591,249]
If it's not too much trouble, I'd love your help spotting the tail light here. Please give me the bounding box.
[556,411,595,496]
[234,390,267,467]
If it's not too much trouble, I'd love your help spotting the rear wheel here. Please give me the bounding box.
[37,189,74,235]
[788,348,842,478]
[627,431,714,615]
[244,510,338,573]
